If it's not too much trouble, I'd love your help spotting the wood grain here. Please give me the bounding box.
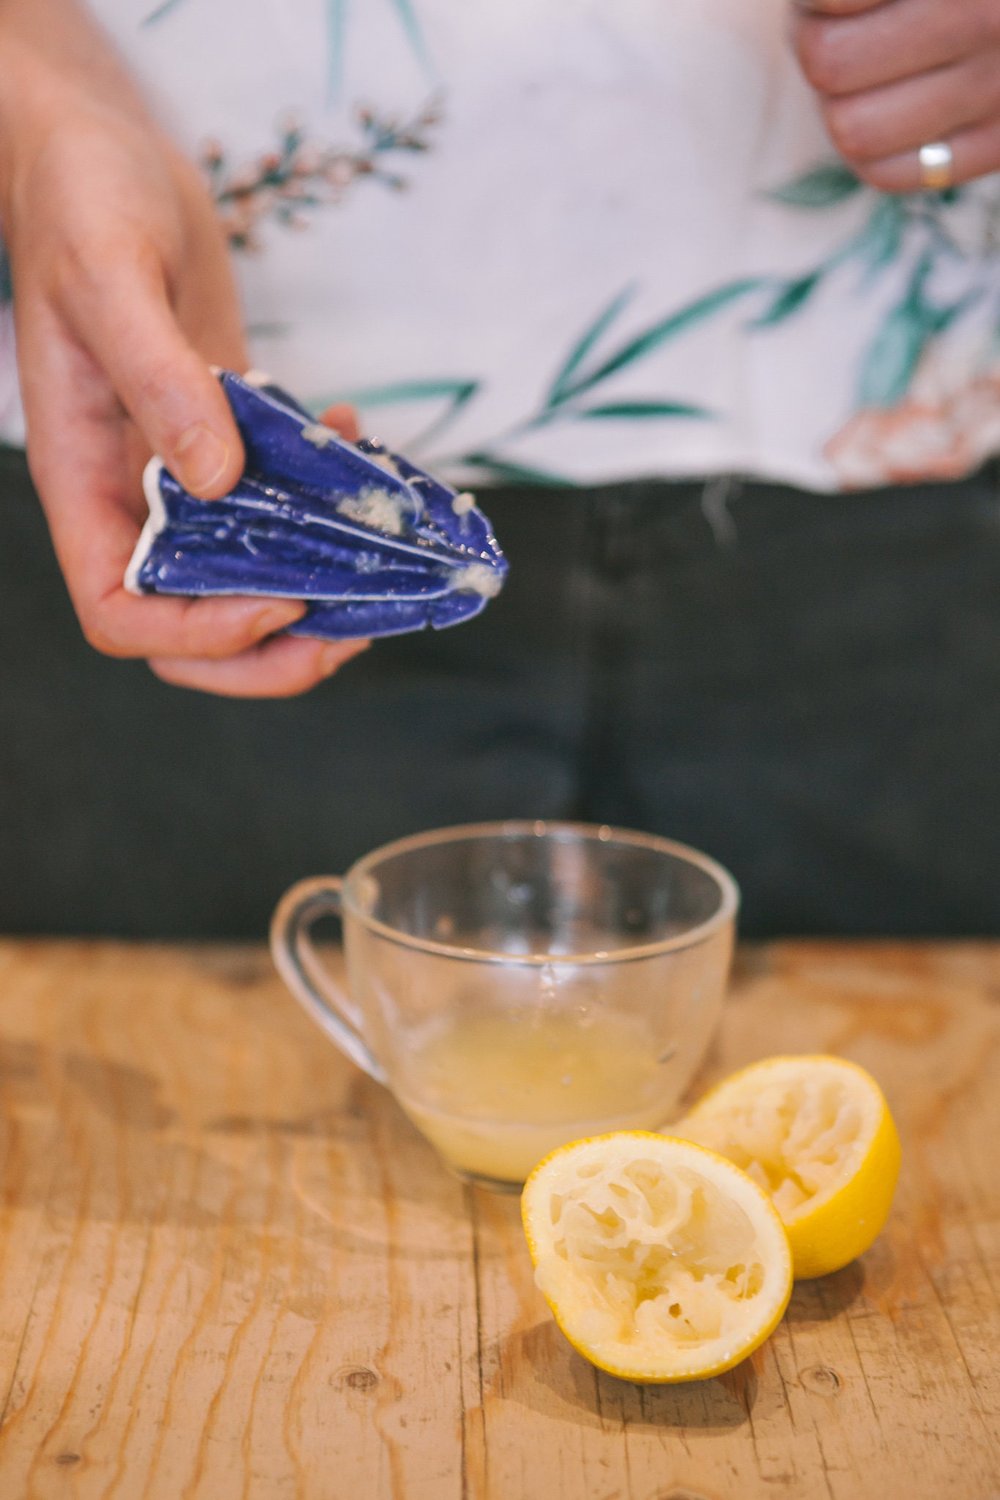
[0,939,996,1499]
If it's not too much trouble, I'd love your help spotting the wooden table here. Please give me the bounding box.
[0,939,997,1499]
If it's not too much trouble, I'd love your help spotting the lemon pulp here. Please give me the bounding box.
[522,1133,792,1381]
[673,1055,901,1278]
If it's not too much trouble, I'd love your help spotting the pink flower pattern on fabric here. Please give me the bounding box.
[200,102,442,252]
[826,376,1000,489]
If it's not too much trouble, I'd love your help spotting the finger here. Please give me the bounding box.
[57,235,245,498]
[793,0,890,15]
[319,403,361,442]
[149,634,371,698]
[169,158,250,375]
[857,116,1000,191]
[32,408,308,660]
[822,54,1000,163]
[18,300,308,658]
[88,591,308,661]
[794,0,987,97]
[41,431,309,660]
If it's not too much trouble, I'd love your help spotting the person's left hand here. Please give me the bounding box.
[791,0,1000,190]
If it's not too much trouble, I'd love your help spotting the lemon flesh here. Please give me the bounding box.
[521,1133,792,1383]
[673,1055,901,1279]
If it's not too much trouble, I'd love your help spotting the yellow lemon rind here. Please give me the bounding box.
[784,1105,901,1279]
[677,1054,902,1281]
[521,1131,794,1384]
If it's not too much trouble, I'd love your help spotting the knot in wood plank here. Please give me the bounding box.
[338,1365,380,1392]
[801,1364,843,1395]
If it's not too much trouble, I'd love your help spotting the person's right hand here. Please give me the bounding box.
[792,0,1000,191]
[0,8,369,696]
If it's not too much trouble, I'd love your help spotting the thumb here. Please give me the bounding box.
[67,247,245,497]
[319,403,361,443]
[791,0,882,13]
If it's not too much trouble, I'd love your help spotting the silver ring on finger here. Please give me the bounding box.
[918,141,954,191]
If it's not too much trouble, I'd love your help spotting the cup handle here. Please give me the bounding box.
[269,875,388,1084]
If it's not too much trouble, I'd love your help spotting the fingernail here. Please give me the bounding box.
[255,601,305,636]
[320,639,370,676]
[173,423,230,494]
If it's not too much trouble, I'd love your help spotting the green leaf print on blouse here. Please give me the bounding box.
[858,250,983,408]
[329,377,481,451]
[768,161,863,209]
[541,282,760,412]
[453,284,756,481]
[201,102,441,252]
[142,0,434,98]
[327,0,433,100]
[142,0,185,23]
[335,284,761,485]
[455,283,754,474]
[762,165,998,405]
[773,170,1000,486]
[749,270,825,329]
[317,166,996,489]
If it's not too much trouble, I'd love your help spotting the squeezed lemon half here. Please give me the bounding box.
[521,1133,793,1383]
[672,1054,901,1280]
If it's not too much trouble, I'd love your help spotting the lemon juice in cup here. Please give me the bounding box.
[396,995,674,1184]
[271,821,739,1190]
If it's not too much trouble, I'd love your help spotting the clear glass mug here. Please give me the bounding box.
[270,820,739,1190]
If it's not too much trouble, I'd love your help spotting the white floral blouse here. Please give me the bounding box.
[2,0,1000,492]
